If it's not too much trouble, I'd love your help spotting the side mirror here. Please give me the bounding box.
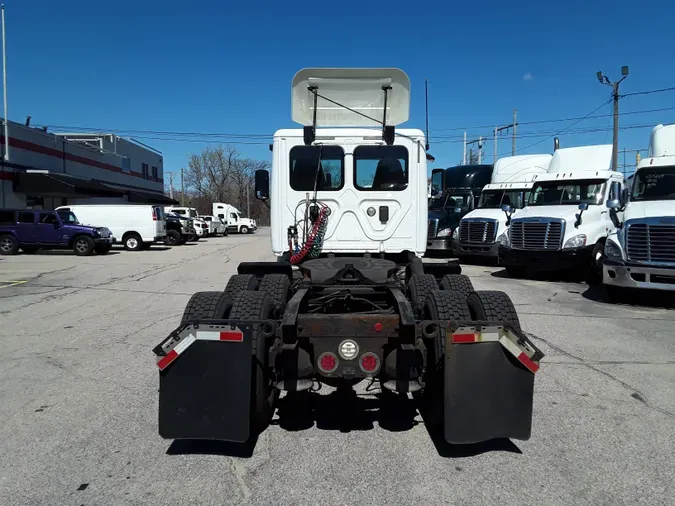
[621,188,628,206]
[606,199,620,210]
[578,203,589,211]
[255,169,269,201]
[501,204,512,213]
[453,207,463,214]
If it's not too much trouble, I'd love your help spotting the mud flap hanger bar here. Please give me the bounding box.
[152,319,277,371]
[420,320,544,374]
[304,85,394,145]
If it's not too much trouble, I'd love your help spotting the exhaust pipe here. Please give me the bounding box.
[553,137,560,151]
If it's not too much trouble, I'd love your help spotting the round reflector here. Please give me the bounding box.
[360,352,380,373]
[317,352,338,374]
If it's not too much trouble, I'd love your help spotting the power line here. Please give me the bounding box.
[622,86,675,97]
[497,99,612,157]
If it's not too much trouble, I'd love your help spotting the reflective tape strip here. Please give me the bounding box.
[499,335,539,374]
[195,330,243,342]
[452,332,478,343]
[157,334,196,370]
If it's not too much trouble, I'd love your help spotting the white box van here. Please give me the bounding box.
[56,204,166,251]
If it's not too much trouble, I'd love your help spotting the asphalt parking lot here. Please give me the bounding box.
[0,228,673,506]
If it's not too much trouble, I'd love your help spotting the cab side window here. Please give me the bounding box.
[17,212,35,224]
[39,213,59,225]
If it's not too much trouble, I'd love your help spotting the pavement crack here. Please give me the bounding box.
[528,332,675,420]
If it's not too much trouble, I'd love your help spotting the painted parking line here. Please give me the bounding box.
[0,280,28,288]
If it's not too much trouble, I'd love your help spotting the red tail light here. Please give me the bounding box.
[359,352,380,373]
[317,352,338,374]
[152,207,160,221]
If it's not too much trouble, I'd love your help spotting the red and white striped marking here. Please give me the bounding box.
[451,328,540,374]
[156,327,245,370]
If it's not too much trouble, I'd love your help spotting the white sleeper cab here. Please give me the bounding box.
[603,123,675,299]
[212,203,256,234]
[456,153,552,261]
[55,204,166,251]
[499,144,622,282]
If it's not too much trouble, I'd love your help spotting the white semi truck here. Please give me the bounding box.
[154,68,543,448]
[212,203,257,234]
[603,123,675,299]
[499,144,623,282]
[455,154,551,262]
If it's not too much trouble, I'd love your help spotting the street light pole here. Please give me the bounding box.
[596,66,629,172]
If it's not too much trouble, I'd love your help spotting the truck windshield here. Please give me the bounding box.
[57,211,80,224]
[429,192,473,211]
[631,166,675,201]
[478,190,527,209]
[529,179,607,206]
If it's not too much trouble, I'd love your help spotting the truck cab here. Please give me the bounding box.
[212,203,257,234]
[456,154,552,261]
[603,124,675,298]
[499,144,621,282]
[427,164,493,254]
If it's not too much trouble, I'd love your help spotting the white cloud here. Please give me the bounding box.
[523,72,534,81]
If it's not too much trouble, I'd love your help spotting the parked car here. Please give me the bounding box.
[0,208,114,256]
[56,204,166,251]
[165,213,197,243]
[193,217,210,238]
[200,215,228,236]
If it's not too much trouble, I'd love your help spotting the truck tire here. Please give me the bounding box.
[585,242,605,285]
[181,291,233,323]
[258,274,291,315]
[0,234,19,255]
[123,232,143,251]
[240,225,249,234]
[164,229,181,246]
[439,274,474,300]
[421,290,472,425]
[229,290,276,432]
[466,290,521,331]
[72,235,95,256]
[408,274,438,316]
[224,274,259,299]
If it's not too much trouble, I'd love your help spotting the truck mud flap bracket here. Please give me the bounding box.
[153,320,275,443]
[420,321,543,444]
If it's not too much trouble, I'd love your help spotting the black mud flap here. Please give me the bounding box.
[442,324,541,444]
[154,321,269,443]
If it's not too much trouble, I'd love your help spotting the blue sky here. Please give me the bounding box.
[4,0,675,177]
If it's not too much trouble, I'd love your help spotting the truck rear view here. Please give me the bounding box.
[153,68,544,448]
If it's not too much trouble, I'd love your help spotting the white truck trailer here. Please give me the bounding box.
[456,154,551,261]
[603,123,675,299]
[499,144,622,282]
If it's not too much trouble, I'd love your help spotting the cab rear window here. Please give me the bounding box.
[289,145,344,191]
[354,145,408,191]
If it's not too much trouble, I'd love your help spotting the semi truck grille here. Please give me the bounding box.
[428,219,439,239]
[509,219,564,251]
[459,220,498,244]
[626,223,675,263]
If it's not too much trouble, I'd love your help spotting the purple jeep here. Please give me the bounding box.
[0,208,115,256]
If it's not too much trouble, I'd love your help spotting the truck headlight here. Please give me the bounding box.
[563,234,587,249]
[437,228,452,238]
[604,239,622,259]
[497,232,509,246]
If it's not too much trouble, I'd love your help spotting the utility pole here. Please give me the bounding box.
[180,167,185,206]
[512,109,517,155]
[462,131,467,165]
[168,172,174,199]
[493,115,518,162]
[2,4,9,161]
[246,180,250,217]
[596,66,629,171]
[465,136,484,164]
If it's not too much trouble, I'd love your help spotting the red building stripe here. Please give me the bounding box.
[0,136,146,178]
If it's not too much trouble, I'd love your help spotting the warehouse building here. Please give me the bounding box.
[0,118,178,209]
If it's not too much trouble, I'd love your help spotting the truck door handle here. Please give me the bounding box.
[379,206,389,223]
